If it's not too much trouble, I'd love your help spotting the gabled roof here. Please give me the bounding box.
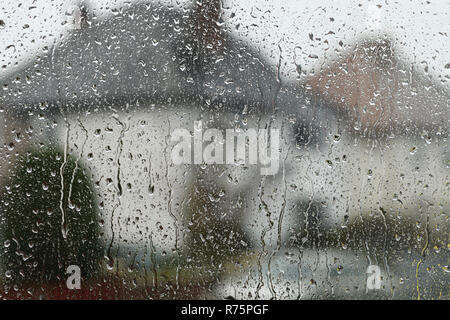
[0,1,279,115]
[307,37,450,136]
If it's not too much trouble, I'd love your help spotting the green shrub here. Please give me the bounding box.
[0,146,103,286]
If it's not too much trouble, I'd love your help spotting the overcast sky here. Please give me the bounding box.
[1,0,449,88]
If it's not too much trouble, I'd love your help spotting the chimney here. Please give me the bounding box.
[192,0,225,51]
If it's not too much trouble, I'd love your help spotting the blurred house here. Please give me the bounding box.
[213,37,450,300]
[0,0,332,267]
[305,36,449,224]
[239,36,450,252]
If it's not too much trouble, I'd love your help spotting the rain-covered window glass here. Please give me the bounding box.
[0,0,448,300]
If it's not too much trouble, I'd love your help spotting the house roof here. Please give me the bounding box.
[307,37,450,137]
[0,1,280,116]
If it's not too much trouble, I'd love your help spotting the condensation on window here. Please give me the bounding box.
[0,0,448,300]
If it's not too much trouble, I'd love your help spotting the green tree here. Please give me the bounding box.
[0,146,103,286]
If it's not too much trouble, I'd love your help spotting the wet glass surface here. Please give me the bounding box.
[0,0,448,299]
